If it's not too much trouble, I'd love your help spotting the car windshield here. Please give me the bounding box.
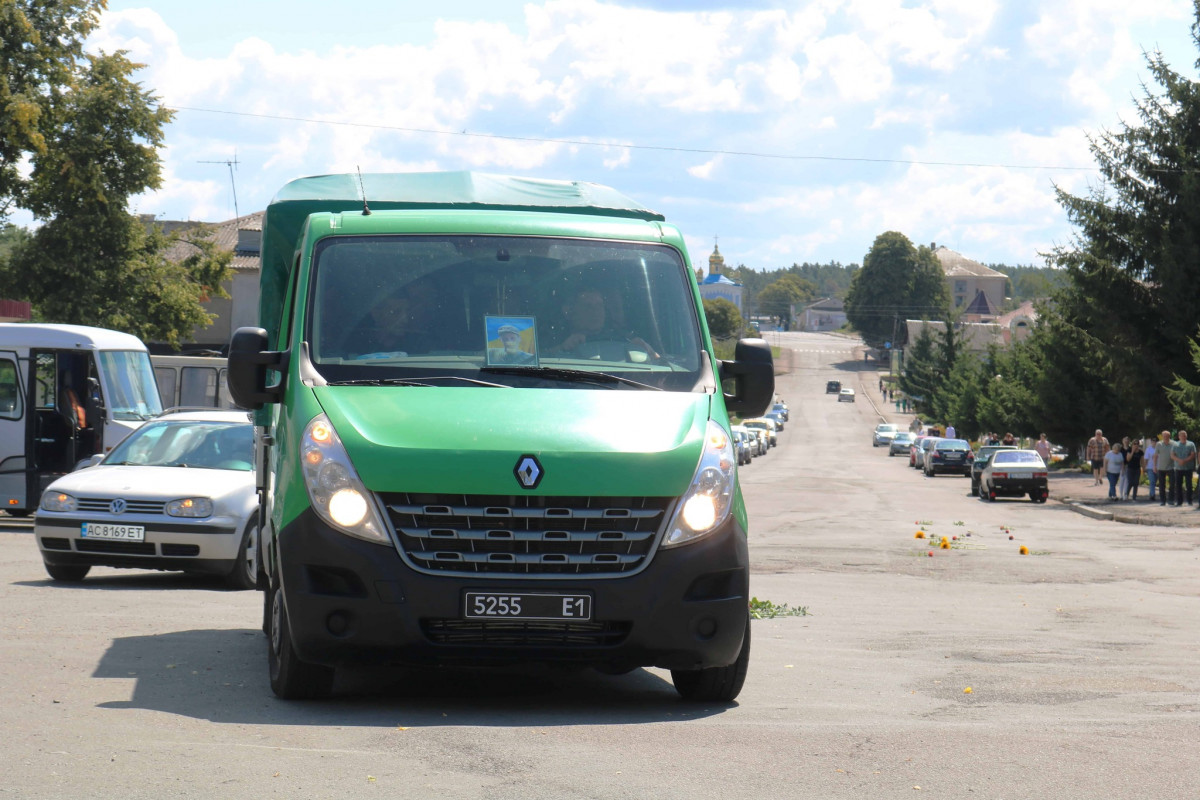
[877,425,899,433]
[105,420,253,470]
[993,451,1045,466]
[937,439,971,450]
[894,433,913,441]
[306,235,705,392]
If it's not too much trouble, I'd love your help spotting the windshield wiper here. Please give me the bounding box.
[326,376,510,388]
[480,366,662,391]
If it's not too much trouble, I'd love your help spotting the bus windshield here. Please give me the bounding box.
[98,350,163,420]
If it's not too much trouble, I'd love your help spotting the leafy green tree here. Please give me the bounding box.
[0,0,102,218]
[0,8,232,346]
[703,297,744,339]
[756,276,815,327]
[845,231,948,350]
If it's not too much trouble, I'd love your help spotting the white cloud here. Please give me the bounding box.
[688,156,723,180]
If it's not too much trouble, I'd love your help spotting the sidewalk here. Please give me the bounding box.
[1051,469,1200,527]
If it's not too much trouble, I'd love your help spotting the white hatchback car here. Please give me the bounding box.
[34,410,258,589]
[838,387,856,402]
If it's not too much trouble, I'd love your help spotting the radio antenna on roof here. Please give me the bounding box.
[356,166,371,216]
[198,149,241,221]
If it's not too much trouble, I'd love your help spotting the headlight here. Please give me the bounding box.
[167,498,213,518]
[662,420,737,548]
[301,414,389,544]
[40,492,77,513]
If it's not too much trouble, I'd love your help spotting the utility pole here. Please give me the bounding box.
[198,150,241,220]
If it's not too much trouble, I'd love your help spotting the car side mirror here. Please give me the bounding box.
[719,338,774,418]
[228,327,288,410]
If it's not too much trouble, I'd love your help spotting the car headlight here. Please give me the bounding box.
[662,420,736,548]
[167,498,214,518]
[301,414,389,544]
[40,492,77,513]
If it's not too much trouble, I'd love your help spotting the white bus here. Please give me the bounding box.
[150,355,236,410]
[0,324,163,516]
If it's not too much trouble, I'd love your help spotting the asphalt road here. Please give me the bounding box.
[1,330,1197,799]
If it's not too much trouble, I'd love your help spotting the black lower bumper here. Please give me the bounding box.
[274,509,750,672]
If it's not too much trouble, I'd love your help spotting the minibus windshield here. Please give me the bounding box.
[97,350,163,420]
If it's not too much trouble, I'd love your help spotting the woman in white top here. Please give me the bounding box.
[1104,443,1125,501]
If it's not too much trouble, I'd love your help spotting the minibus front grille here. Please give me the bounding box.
[382,493,670,577]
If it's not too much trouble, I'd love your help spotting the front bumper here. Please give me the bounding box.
[35,516,244,575]
[274,508,750,672]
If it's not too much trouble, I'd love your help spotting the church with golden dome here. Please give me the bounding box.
[697,241,743,312]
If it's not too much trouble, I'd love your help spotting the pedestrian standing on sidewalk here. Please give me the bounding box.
[1156,430,1174,505]
[1104,443,1125,501]
[1171,430,1197,505]
[1117,436,1132,498]
[1034,433,1051,463]
[1124,441,1144,501]
[1145,436,1157,502]
[945,423,956,439]
[1086,429,1109,486]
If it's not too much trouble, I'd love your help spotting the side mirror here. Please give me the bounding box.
[228,327,287,410]
[74,453,105,470]
[719,338,774,418]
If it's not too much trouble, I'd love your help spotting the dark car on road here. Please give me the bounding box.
[924,438,973,477]
[970,444,1018,493]
[826,380,841,394]
[979,449,1049,502]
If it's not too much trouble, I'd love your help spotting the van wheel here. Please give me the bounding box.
[225,522,258,591]
[44,562,89,582]
[268,583,334,699]
[671,613,750,702]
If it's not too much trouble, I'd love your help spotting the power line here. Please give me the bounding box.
[170,105,1102,173]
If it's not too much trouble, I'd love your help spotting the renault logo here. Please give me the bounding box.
[110,499,127,514]
[514,455,543,490]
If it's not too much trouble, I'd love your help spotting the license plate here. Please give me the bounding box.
[81,522,145,541]
[464,592,592,621]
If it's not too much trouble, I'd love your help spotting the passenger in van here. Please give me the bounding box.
[58,371,86,429]
[548,287,661,361]
[346,279,441,358]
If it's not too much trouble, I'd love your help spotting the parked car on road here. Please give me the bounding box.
[979,449,1049,502]
[911,436,941,468]
[970,444,1019,493]
[765,410,786,431]
[826,380,841,394]
[924,438,973,477]
[889,431,915,456]
[838,387,856,403]
[744,418,778,447]
[771,402,789,422]
[873,423,900,447]
[34,409,259,588]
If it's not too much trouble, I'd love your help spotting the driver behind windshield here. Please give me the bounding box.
[547,286,660,361]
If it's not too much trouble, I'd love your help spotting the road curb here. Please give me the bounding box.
[1058,499,1196,527]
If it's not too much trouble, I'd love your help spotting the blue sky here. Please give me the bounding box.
[79,0,1198,272]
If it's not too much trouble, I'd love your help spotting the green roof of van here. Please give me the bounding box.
[257,172,666,342]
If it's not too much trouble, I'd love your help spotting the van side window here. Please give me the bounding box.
[35,353,56,409]
[0,358,20,419]
[180,367,218,407]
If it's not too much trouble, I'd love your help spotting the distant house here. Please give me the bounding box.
[152,212,263,353]
[934,245,1007,321]
[797,297,846,332]
[697,243,744,312]
[904,300,1039,354]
